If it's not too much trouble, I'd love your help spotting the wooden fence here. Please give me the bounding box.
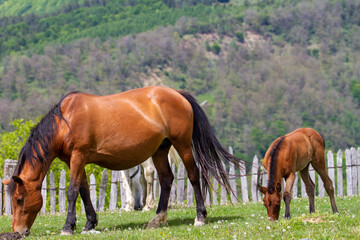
[1,146,360,215]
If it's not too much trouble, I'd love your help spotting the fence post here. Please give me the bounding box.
[186,177,193,206]
[3,159,18,215]
[220,162,227,205]
[41,175,47,214]
[205,186,211,206]
[81,199,85,213]
[240,160,249,202]
[292,172,298,198]
[59,170,66,214]
[170,162,176,205]
[154,170,160,201]
[90,174,97,210]
[337,149,343,196]
[98,170,108,212]
[49,171,56,214]
[351,147,358,195]
[345,149,352,196]
[228,146,237,204]
[251,155,259,202]
[301,177,307,197]
[212,178,219,205]
[120,172,126,209]
[109,171,119,211]
[327,150,335,193]
[177,162,185,205]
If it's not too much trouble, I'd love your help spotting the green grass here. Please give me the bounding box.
[1,196,359,239]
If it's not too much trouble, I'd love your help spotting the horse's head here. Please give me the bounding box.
[258,182,282,221]
[2,176,43,236]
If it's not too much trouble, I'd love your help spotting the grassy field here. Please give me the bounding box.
[0,196,359,239]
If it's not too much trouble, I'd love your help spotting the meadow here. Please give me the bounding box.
[0,196,359,239]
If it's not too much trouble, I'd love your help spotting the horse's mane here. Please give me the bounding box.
[9,92,77,194]
[267,136,285,194]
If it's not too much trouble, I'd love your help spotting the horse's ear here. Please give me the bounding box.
[276,183,281,193]
[2,179,11,185]
[12,176,24,185]
[258,185,267,194]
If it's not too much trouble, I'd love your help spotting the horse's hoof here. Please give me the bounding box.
[147,212,167,229]
[194,217,206,227]
[60,230,73,236]
[81,229,101,235]
[147,220,160,229]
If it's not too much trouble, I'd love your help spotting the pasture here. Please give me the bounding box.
[0,196,359,239]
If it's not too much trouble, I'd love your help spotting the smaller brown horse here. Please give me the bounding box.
[257,128,338,221]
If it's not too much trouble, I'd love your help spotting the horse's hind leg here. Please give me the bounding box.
[299,164,315,213]
[311,152,339,214]
[147,141,172,229]
[79,171,98,232]
[172,142,207,226]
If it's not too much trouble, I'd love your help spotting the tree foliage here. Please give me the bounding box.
[1,0,360,164]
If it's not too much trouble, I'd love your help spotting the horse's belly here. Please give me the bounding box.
[88,136,163,170]
[295,153,312,171]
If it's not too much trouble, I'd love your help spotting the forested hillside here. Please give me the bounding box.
[1,0,360,162]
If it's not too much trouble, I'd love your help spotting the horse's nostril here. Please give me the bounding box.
[25,229,30,236]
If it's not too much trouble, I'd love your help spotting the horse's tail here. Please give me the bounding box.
[178,90,240,196]
[318,132,326,148]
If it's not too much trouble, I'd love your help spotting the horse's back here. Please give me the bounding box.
[58,86,193,169]
[264,128,324,172]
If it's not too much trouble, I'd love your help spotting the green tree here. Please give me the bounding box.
[0,119,36,177]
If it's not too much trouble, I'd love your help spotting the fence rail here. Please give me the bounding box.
[1,147,360,215]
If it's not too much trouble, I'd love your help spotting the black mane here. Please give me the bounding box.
[8,92,77,194]
[267,136,285,194]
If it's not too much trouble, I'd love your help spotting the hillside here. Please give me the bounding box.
[1,0,360,162]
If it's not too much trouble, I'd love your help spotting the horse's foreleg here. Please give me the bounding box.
[61,154,87,235]
[79,172,98,232]
[283,173,296,219]
[147,145,172,229]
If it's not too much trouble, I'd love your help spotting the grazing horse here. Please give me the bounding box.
[2,86,238,236]
[121,158,156,212]
[257,128,339,221]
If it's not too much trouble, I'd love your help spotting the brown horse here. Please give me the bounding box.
[257,128,338,221]
[2,86,238,236]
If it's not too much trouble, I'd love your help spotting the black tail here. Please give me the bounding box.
[178,90,240,197]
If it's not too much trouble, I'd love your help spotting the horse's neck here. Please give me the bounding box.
[267,167,283,188]
[20,158,54,189]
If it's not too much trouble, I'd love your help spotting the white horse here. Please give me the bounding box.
[120,158,156,211]
[121,147,180,211]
